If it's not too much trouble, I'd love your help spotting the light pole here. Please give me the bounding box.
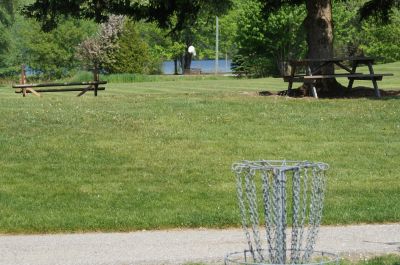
[215,16,219,75]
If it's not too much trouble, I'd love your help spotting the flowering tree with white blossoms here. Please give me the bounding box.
[76,15,125,73]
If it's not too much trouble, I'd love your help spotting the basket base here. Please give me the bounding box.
[224,249,339,265]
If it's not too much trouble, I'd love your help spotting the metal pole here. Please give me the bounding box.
[226,53,228,73]
[215,16,219,75]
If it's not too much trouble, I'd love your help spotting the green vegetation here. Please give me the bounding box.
[18,19,97,79]
[110,20,161,74]
[232,1,400,76]
[346,255,400,265]
[0,1,399,80]
[0,62,399,234]
[232,2,306,76]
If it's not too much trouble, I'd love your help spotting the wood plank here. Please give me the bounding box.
[77,85,92,97]
[26,88,41,97]
[12,81,107,89]
[283,76,305,82]
[283,73,366,82]
[15,87,105,93]
[303,73,392,79]
[289,58,343,65]
[334,61,352,73]
[350,76,383,81]
[289,57,375,64]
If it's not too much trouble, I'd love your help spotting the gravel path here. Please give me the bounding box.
[1,224,399,265]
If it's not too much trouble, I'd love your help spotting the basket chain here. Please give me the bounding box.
[233,160,327,264]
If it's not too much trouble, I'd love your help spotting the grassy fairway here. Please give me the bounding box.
[0,63,399,233]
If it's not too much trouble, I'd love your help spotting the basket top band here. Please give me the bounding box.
[232,160,329,173]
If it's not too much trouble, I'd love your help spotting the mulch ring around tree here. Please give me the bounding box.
[259,86,400,99]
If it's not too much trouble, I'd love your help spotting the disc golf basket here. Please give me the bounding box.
[225,160,338,265]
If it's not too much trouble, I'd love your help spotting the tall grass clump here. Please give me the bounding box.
[104,73,159,83]
[67,70,235,83]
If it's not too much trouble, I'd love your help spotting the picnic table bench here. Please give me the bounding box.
[12,65,106,97]
[283,57,393,98]
[13,81,106,97]
[184,68,202,75]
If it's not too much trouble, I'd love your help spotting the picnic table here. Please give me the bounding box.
[13,81,106,97]
[283,57,393,98]
[12,65,106,97]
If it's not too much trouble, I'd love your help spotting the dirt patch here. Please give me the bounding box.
[337,87,400,98]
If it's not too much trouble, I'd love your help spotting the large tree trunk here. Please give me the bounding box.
[183,49,192,74]
[305,0,344,96]
[173,58,179,75]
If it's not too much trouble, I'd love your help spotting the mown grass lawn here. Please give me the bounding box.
[0,62,399,234]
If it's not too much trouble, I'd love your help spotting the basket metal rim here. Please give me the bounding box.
[232,160,329,172]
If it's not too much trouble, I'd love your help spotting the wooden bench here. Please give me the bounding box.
[284,73,393,83]
[12,65,106,97]
[283,57,394,98]
[184,68,202,75]
[13,81,106,97]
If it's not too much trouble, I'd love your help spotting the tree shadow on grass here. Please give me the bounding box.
[258,86,400,100]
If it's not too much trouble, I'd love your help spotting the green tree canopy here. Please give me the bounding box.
[257,0,399,21]
[22,0,233,75]
[23,0,232,32]
[106,19,162,74]
[359,0,400,22]
[255,0,398,95]
[17,18,97,78]
[0,0,14,68]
